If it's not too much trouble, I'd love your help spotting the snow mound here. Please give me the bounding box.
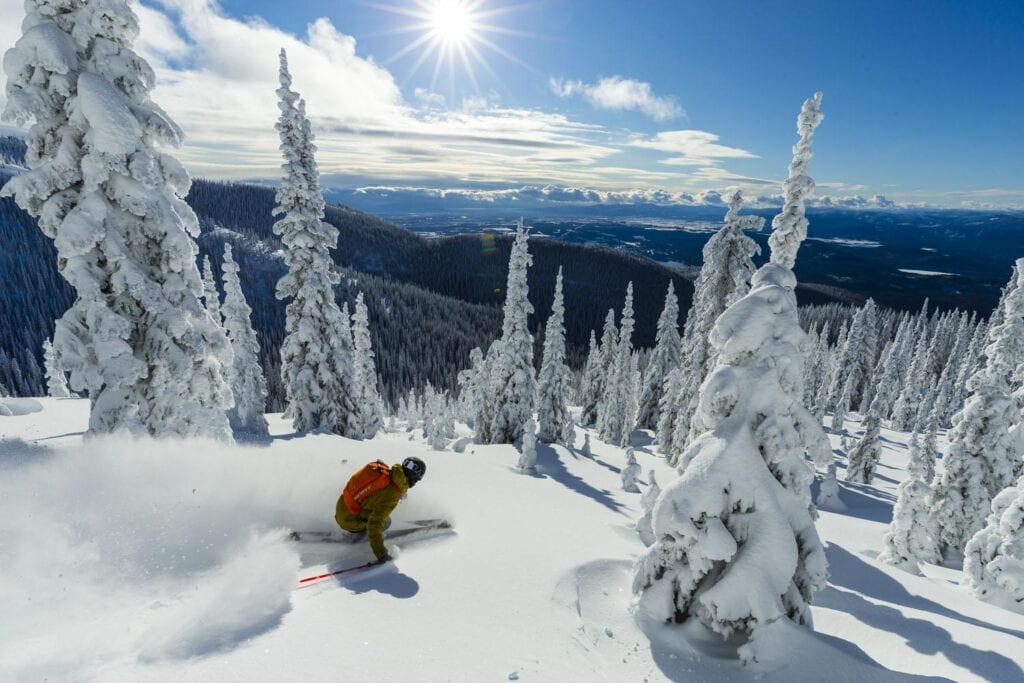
[0,397,43,416]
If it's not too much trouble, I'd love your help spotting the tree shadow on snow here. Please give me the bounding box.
[535,443,625,514]
[811,477,895,524]
[820,545,1024,681]
[338,565,420,599]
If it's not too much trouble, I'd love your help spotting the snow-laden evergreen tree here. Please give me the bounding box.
[633,93,829,662]
[947,319,989,426]
[822,321,850,412]
[352,292,385,439]
[518,417,538,473]
[423,383,454,450]
[221,243,269,436]
[665,190,763,459]
[830,300,876,410]
[273,50,357,436]
[637,470,660,546]
[621,449,641,492]
[891,328,930,430]
[1,0,234,438]
[655,365,685,454]
[934,261,1024,555]
[42,338,69,399]
[457,347,487,424]
[880,422,941,573]
[962,475,1024,611]
[932,314,974,425]
[816,460,843,510]
[581,431,592,456]
[831,380,850,435]
[636,281,680,429]
[536,267,572,443]
[485,221,536,443]
[599,283,635,447]
[577,331,602,427]
[201,256,223,327]
[845,393,882,484]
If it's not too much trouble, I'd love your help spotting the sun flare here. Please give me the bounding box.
[375,0,532,93]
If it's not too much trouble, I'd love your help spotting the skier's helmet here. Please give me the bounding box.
[402,457,427,487]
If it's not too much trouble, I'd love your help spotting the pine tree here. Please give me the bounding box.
[577,331,602,427]
[934,260,1024,555]
[637,470,660,546]
[621,449,641,492]
[845,394,882,484]
[518,417,538,473]
[273,49,357,436]
[351,292,385,439]
[536,267,572,443]
[42,338,69,399]
[880,423,941,573]
[633,93,829,662]
[457,347,487,424]
[963,475,1024,610]
[221,243,269,436]
[666,190,762,458]
[891,327,930,430]
[816,459,843,510]
[636,281,681,429]
[2,0,234,438]
[202,256,223,327]
[599,283,635,446]
[486,221,536,444]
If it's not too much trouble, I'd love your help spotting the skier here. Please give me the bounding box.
[335,457,427,563]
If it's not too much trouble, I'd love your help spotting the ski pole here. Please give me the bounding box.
[298,561,378,585]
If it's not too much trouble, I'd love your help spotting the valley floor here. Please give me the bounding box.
[0,399,1021,682]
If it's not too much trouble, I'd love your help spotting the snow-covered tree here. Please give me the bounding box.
[457,347,487,424]
[665,190,762,458]
[633,93,829,662]
[963,475,1024,611]
[221,243,269,436]
[352,292,385,439]
[816,460,843,510]
[934,260,1024,555]
[202,256,223,327]
[42,338,69,399]
[581,431,592,456]
[891,332,930,430]
[423,383,454,450]
[577,331,602,427]
[1,0,234,438]
[599,283,635,447]
[845,395,882,484]
[880,419,941,573]
[273,49,357,436]
[636,281,680,429]
[637,470,660,546]
[621,449,641,492]
[482,222,536,443]
[536,268,573,443]
[518,417,538,473]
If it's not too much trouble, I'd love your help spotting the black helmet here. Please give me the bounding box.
[402,456,426,486]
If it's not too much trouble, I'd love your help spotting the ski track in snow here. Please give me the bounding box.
[0,400,1022,682]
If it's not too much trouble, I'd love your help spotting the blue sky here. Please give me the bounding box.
[4,0,1019,207]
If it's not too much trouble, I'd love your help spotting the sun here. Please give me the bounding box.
[429,0,475,46]
[373,0,533,94]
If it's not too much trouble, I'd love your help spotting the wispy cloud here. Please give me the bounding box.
[550,76,683,122]
[629,130,757,166]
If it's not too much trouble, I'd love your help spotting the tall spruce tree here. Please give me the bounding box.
[598,282,635,447]
[636,281,681,429]
[352,292,385,439]
[2,0,233,438]
[633,93,829,662]
[536,267,572,443]
[273,49,357,436]
[485,221,536,444]
[221,243,269,436]
[934,261,1024,555]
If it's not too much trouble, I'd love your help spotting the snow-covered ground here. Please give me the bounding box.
[1,400,1021,682]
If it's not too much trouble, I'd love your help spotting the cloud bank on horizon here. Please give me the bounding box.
[0,0,1019,210]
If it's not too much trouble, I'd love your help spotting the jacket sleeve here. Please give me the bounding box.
[366,491,400,560]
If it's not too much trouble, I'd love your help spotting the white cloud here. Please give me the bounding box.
[550,76,683,121]
[413,88,446,109]
[629,130,757,166]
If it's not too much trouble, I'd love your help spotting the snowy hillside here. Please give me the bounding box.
[1,399,1021,682]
